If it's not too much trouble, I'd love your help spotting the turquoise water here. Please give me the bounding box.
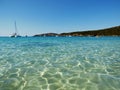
[0,37,120,90]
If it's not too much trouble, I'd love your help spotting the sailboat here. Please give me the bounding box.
[11,21,21,37]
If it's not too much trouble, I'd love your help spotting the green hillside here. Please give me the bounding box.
[60,26,120,36]
[34,25,120,37]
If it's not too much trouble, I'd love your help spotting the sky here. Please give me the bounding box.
[0,0,120,36]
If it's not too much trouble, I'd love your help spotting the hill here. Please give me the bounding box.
[34,25,120,37]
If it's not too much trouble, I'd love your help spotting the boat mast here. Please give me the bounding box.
[15,21,18,35]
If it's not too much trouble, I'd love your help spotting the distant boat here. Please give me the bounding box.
[11,21,21,37]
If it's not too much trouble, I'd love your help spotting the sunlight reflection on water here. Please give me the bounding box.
[0,37,120,90]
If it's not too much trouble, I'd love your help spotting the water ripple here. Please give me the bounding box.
[0,37,120,90]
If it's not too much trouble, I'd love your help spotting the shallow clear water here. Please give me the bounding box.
[0,37,120,90]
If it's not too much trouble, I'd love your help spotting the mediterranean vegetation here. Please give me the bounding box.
[34,25,120,37]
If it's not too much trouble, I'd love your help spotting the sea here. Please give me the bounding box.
[0,36,120,90]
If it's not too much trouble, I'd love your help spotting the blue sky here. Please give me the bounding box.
[0,0,120,36]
